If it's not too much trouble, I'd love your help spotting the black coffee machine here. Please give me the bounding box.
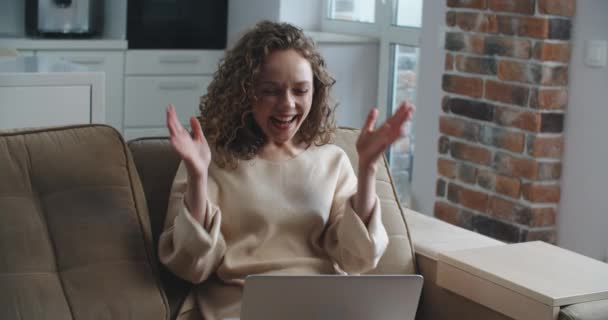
[26,0,104,38]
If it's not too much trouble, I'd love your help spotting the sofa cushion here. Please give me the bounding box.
[0,125,168,320]
[128,137,191,320]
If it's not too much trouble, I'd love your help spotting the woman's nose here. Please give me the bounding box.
[279,91,296,108]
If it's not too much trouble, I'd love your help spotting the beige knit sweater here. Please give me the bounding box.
[158,144,388,320]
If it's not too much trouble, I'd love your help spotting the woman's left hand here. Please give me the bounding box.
[356,101,415,170]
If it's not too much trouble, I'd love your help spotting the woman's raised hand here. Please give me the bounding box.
[166,105,211,179]
[356,101,415,170]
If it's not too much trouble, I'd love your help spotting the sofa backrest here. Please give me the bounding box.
[331,127,417,274]
[0,125,169,320]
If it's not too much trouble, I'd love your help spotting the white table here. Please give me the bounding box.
[437,241,608,320]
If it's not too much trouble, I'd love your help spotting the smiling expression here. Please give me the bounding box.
[252,49,314,148]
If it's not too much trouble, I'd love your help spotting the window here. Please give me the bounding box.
[323,0,423,206]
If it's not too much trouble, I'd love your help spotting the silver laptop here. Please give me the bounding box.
[239,274,424,320]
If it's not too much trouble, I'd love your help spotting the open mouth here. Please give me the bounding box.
[270,115,299,130]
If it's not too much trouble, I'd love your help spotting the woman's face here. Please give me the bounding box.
[252,49,314,146]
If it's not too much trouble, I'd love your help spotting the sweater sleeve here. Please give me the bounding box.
[323,152,389,274]
[158,162,226,284]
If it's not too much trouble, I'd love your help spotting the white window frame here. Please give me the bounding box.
[322,0,422,121]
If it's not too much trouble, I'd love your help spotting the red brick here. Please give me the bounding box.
[485,80,529,105]
[468,34,486,54]
[540,113,564,133]
[476,169,496,191]
[495,174,521,198]
[451,12,498,33]
[439,136,451,155]
[522,183,561,203]
[478,126,525,153]
[445,33,485,55]
[445,53,454,71]
[488,196,531,225]
[448,183,489,212]
[457,163,478,184]
[538,0,576,17]
[537,162,561,180]
[527,135,564,158]
[484,36,532,59]
[476,170,520,198]
[455,55,497,75]
[541,66,569,86]
[438,158,458,179]
[497,16,549,38]
[434,201,461,225]
[437,179,447,197]
[488,0,534,14]
[494,106,541,132]
[494,152,539,180]
[534,42,571,62]
[497,60,541,84]
[446,11,456,27]
[450,141,493,166]
[446,98,495,122]
[447,0,486,9]
[439,116,480,141]
[442,74,483,98]
[529,88,568,110]
[495,129,525,153]
[530,207,557,227]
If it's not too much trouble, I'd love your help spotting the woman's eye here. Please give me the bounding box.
[261,89,278,95]
[293,89,309,95]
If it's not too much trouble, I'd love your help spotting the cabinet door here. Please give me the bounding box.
[36,51,125,132]
[0,85,90,130]
[125,50,223,75]
[124,76,212,128]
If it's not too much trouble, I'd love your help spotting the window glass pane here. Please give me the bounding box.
[328,0,375,23]
[389,44,419,206]
[394,0,422,28]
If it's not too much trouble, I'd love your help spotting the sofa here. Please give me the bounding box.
[0,124,606,320]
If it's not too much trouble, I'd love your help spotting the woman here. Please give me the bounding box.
[159,21,415,320]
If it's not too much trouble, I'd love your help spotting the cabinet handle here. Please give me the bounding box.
[158,82,200,91]
[159,55,201,64]
[67,57,105,65]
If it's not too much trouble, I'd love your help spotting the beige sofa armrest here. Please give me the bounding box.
[405,209,608,320]
[403,209,510,320]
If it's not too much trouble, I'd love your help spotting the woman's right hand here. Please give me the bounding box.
[166,105,211,180]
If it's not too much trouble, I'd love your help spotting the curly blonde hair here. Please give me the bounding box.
[199,21,337,168]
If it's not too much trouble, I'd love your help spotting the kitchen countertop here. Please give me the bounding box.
[0,56,91,73]
[0,36,127,50]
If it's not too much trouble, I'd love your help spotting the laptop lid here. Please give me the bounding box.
[240,274,424,320]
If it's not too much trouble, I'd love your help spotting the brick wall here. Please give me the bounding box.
[435,0,575,243]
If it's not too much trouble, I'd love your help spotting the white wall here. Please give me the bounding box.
[318,43,379,128]
[0,0,25,37]
[227,0,282,46]
[410,0,445,215]
[279,0,322,31]
[558,0,608,261]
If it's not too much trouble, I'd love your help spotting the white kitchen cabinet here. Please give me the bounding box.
[125,50,224,75]
[36,50,125,132]
[0,85,90,129]
[0,56,105,130]
[124,75,212,127]
[124,50,223,139]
